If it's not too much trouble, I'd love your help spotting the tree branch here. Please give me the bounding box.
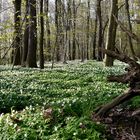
[102,48,140,68]
[114,15,140,43]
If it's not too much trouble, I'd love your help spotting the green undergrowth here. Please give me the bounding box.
[0,61,139,139]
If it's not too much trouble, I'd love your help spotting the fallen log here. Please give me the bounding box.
[95,88,140,118]
[94,49,140,118]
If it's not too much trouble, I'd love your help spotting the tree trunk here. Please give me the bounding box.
[96,0,103,61]
[93,15,97,60]
[67,0,72,60]
[44,0,51,61]
[40,0,44,69]
[72,0,76,60]
[22,0,29,66]
[26,0,37,68]
[63,0,68,64]
[104,0,118,66]
[55,0,61,61]
[125,0,137,60]
[86,0,90,60]
[13,0,22,66]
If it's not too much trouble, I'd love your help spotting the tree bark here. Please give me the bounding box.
[67,0,72,60]
[93,15,97,60]
[95,89,140,117]
[44,0,51,61]
[94,49,140,118]
[26,0,37,68]
[86,0,90,60]
[55,0,61,61]
[96,0,103,61]
[40,0,44,69]
[125,0,137,60]
[13,0,22,66]
[104,0,118,66]
[22,0,29,66]
[72,0,76,60]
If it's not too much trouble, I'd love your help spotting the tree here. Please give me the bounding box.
[40,0,44,69]
[0,0,140,65]
[92,14,97,60]
[22,0,29,66]
[72,0,76,60]
[125,0,137,60]
[61,0,68,64]
[55,0,61,61]
[13,0,22,65]
[67,0,72,60]
[26,0,37,68]
[86,0,90,60]
[104,0,118,66]
[44,0,51,61]
[96,0,103,61]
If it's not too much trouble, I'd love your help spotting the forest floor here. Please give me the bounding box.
[0,60,140,139]
[101,108,140,140]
